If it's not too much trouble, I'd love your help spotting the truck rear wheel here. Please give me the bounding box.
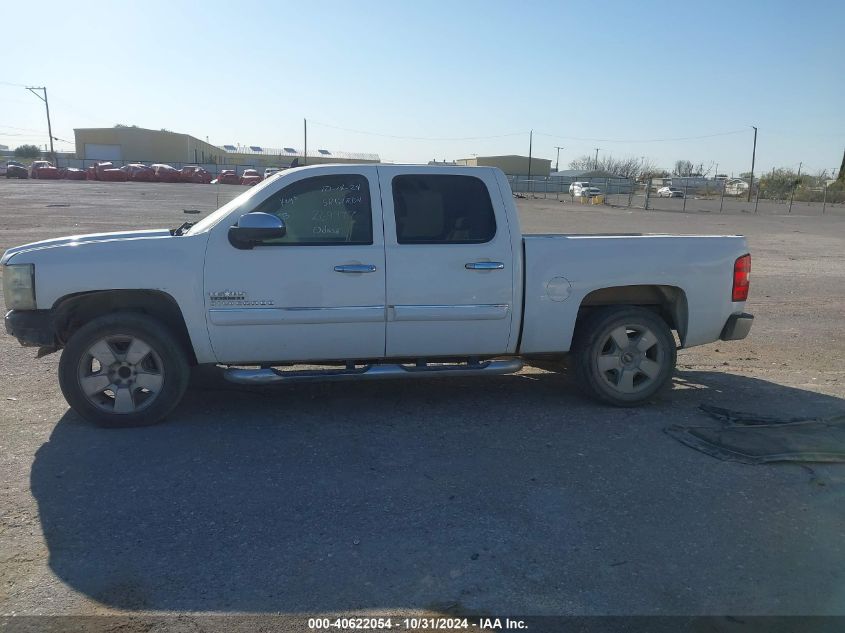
[58,312,190,427]
[572,306,676,407]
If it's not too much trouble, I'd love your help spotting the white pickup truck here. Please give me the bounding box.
[2,165,753,427]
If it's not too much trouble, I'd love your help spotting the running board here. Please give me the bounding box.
[223,358,524,385]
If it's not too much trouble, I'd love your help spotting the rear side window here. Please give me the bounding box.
[250,174,372,245]
[392,175,496,244]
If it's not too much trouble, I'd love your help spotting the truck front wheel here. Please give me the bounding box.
[58,313,190,427]
[572,306,676,406]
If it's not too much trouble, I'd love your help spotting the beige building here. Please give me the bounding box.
[455,154,551,177]
[73,127,379,168]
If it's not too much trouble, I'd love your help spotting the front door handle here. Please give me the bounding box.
[465,262,505,270]
[334,264,377,273]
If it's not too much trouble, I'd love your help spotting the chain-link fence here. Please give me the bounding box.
[506,174,845,216]
[54,157,260,176]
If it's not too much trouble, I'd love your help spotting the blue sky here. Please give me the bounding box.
[1,0,843,176]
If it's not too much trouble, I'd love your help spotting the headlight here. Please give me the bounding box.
[2,264,36,310]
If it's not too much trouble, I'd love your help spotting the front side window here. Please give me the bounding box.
[392,175,496,244]
[250,174,373,245]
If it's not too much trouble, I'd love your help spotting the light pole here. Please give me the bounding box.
[25,86,55,165]
[747,125,757,202]
[594,147,601,171]
[554,146,564,173]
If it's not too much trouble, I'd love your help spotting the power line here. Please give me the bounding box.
[534,129,749,143]
[0,124,45,132]
[309,120,527,141]
[310,121,752,144]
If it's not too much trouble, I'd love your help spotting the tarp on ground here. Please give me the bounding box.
[665,405,845,464]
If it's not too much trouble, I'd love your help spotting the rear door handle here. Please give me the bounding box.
[334,264,377,273]
[465,262,505,270]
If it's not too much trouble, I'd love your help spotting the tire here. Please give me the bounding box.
[572,306,676,407]
[58,312,190,427]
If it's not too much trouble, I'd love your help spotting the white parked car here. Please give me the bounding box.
[263,167,281,179]
[657,186,685,198]
[569,181,602,197]
[2,164,753,427]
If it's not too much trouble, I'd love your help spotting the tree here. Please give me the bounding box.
[839,148,845,183]
[14,144,41,158]
[758,168,805,201]
[568,154,662,180]
[672,160,714,177]
[641,168,670,181]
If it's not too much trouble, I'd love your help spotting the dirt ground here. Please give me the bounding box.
[1,180,844,621]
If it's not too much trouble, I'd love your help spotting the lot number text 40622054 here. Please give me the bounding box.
[307,617,528,630]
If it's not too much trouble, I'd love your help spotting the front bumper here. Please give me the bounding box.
[4,309,57,347]
[720,312,754,341]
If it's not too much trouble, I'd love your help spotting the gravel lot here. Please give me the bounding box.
[1,180,844,619]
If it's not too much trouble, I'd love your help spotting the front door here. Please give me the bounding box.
[203,166,386,363]
[378,167,515,358]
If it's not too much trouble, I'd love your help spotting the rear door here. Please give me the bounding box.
[378,167,516,358]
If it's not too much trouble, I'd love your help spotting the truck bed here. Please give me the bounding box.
[519,233,750,354]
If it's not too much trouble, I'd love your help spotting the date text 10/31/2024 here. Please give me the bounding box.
[307,617,528,630]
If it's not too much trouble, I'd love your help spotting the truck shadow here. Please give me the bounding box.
[31,370,845,613]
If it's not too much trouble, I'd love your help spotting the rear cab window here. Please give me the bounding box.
[391,174,496,244]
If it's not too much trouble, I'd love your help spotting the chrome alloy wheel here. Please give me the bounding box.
[595,324,665,395]
[77,335,165,414]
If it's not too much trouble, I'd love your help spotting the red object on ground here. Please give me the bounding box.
[100,168,129,182]
[65,168,87,180]
[124,164,156,182]
[240,169,262,186]
[93,162,115,180]
[151,164,181,183]
[178,165,213,184]
[192,168,213,184]
[217,170,240,185]
[34,166,60,179]
[29,160,53,178]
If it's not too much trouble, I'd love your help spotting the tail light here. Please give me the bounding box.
[732,254,751,302]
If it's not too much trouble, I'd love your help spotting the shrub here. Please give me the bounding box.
[14,144,41,158]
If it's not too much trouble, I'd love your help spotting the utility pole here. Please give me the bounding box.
[747,126,757,202]
[25,86,55,165]
[303,118,307,166]
[822,180,828,215]
[554,146,564,173]
[594,148,601,170]
[711,162,719,197]
[527,130,533,187]
[788,161,802,214]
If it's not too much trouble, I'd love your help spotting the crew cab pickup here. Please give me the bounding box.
[2,165,753,427]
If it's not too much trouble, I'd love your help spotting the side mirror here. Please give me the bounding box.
[228,212,287,249]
